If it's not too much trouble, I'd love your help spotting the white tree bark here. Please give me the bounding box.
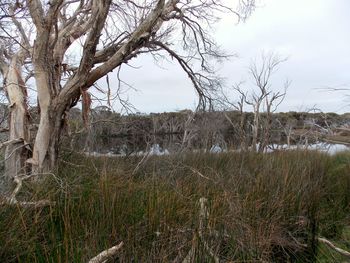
[1,55,29,193]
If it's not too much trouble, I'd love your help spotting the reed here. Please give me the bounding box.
[0,150,349,262]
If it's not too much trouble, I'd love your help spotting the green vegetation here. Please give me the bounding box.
[0,150,349,262]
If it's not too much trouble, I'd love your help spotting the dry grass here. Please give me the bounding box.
[0,150,349,262]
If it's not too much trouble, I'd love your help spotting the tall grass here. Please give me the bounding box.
[0,150,349,262]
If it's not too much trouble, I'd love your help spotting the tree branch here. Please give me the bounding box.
[26,0,45,30]
[318,237,350,259]
[88,242,124,263]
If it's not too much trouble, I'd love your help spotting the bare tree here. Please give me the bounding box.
[245,52,288,152]
[221,52,288,152]
[0,0,255,193]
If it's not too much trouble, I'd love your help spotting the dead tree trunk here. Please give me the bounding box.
[0,55,29,193]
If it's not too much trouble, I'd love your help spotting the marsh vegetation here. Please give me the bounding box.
[1,150,349,262]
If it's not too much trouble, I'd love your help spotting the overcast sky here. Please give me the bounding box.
[103,0,350,114]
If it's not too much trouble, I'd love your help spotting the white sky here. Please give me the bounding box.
[101,0,350,114]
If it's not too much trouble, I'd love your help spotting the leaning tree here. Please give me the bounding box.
[0,0,255,194]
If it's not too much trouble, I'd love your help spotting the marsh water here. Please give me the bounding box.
[73,133,350,157]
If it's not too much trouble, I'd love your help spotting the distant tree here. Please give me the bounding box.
[247,53,289,152]
[222,52,289,152]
